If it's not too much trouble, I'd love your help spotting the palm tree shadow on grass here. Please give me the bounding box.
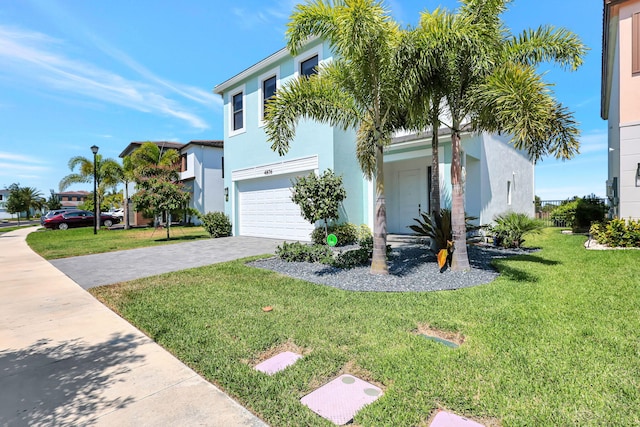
[490,252,561,283]
[0,333,144,426]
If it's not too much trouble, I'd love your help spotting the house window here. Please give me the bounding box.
[232,92,243,131]
[507,181,512,206]
[262,76,277,114]
[634,12,640,74]
[221,156,224,178]
[0,194,3,201]
[300,55,319,77]
[180,154,187,172]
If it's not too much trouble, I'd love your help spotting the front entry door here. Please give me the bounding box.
[395,168,422,234]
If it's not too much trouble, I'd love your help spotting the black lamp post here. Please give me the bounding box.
[91,145,99,235]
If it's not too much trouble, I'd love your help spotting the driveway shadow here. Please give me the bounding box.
[0,333,144,426]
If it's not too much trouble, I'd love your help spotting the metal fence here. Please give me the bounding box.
[535,198,608,228]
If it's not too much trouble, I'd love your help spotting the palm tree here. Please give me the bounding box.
[129,141,180,178]
[59,154,122,215]
[22,187,45,219]
[407,0,586,271]
[265,0,408,275]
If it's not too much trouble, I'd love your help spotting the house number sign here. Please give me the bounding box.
[264,169,273,175]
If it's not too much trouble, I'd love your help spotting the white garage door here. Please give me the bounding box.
[237,173,315,241]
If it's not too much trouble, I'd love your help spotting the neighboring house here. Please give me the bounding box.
[119,140,224,225]
[602,0,640,219]
[179,140,225,222]
[214,39,534,241]
[55,191,89,208]
[0,188,10,220]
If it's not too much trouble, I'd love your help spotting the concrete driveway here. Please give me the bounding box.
[51,235,285,289]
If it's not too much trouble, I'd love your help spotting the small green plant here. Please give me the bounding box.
[332,247,370,268]
[291,169,347,239]
[490,212,543,248]
[550,199,578,228]
[574,195,606,232]
[590,218,640,247]
[198,211,232,238]
[275,242,333,263]
[311,222,358,246]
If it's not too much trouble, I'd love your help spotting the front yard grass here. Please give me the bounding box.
[27,226,209,259]
[90,228,640,426]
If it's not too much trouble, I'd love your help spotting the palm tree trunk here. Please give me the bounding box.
[370,145,388,275]
[166,210,170,240]
[124,181,130,230]
[430,103,441,215]
[450,130,470,271]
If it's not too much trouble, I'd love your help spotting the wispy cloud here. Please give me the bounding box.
[232,1,296,29]
[0,152,48,165]
[577,128,607,154]
[0,24,213,130]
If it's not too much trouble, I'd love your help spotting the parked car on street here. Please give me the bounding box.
[42,210,121,230]
[109,208,124,219]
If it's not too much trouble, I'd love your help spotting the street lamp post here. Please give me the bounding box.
[91,145,99,235]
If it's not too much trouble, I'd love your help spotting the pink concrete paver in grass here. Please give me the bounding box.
[430,410,485,427]
[300,374,383,425]
[254,351,302,375]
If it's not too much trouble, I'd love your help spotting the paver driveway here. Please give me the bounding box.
[51,235,285,289]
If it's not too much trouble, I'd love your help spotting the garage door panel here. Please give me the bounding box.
[237,173,314,241]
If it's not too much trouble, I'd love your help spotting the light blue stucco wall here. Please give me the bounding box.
[333,127,367,226]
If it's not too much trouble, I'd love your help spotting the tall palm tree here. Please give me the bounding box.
[265,0,408,275]
[59,154,122,213]
[407,0,586,271]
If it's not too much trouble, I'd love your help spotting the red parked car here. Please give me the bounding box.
[42,210,121,230]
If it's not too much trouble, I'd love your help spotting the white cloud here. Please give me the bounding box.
[232,1,295,29]
[577,128,607,155]
[0,24,213,130]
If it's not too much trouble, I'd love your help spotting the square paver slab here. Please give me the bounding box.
[300,374,382,425]
[254,351,302,375]
[430,410,485,427]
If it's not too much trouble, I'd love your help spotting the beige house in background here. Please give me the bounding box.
[602,0,640,219]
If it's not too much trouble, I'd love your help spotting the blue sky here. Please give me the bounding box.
[0,0,605,201]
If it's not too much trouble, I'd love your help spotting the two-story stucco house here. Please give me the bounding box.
[120,140,224,225]
[602,0,640,219]
[214,39,534,241]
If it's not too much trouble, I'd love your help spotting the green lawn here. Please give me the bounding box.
[27,226,209,259]
[90,229,640,426]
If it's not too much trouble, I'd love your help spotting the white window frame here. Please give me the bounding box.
[507,180,512,206]
[258,67,280,127]
[294,44,323,79]
[229,84,246,137]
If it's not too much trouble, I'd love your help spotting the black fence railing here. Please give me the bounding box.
[535,198,608,228]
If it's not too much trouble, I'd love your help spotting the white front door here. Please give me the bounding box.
[394,168,422,234]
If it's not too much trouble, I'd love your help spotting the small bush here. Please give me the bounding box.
[275,242,333,263]
[332,247,370,268]
[311,222,359,246]
[199,211,232,238]
[574,195,606,232]
[590,218,640,247]
[550,200,578,228]
[490,212,543,248]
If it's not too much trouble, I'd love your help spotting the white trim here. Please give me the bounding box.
[294,44,323,79]
[229,85,246,137]
[385,149,432,163]
[258,67,280,127]
[231,155,319,181]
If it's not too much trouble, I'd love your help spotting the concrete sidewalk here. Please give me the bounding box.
[0,227,268,426]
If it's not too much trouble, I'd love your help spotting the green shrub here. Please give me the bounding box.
[291,169,347,232]
[408,209,479,253]
[332,247,370,268]
[574,195,606,232]
[490,212,544,248]
[550,200,578,228]
[311,222,359,246]
[199,211,232,238]
[275,242,333,263]
[590,218,640,247]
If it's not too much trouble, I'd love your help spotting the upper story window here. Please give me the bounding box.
[229,85,246,136]
[295,44,323,80]
[633,12,640,74]
[259,67,280,126]
[180,154,187,172]
[233,92,243,130]
[300,55,319,77]
[263,76,277,114]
